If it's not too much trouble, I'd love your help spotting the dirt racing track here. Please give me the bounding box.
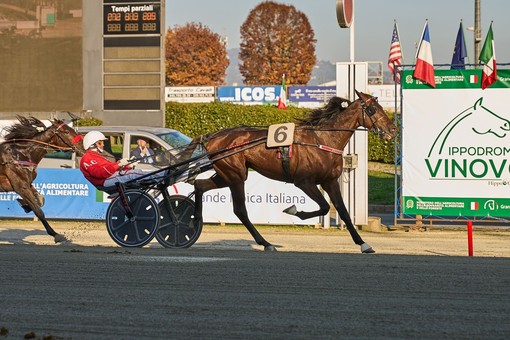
[1,220,510,339]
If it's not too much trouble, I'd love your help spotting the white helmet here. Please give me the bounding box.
[83,131,107,150]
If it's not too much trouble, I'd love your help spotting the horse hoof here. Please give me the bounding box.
[283,205,297,215]
[361,243,375,253]
[264,245,278,252]
[54,234,67,243]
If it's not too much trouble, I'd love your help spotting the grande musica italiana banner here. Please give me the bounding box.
[401,69,510,217]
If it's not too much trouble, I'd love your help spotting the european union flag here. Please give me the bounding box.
[451,21,467,69]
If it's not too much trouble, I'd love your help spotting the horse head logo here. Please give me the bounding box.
[428,97,510,157]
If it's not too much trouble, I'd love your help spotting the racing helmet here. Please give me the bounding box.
[83,131,107,150]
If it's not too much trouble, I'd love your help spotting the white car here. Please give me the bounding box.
[40,126,204,171]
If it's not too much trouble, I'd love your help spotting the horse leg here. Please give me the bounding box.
[194,175,226,225]
[13,184,65,243]
[229,183,276,251]
[322,179,374,253]
[16,187,44,212]
[194,177,274,251]
[283,182,331,220]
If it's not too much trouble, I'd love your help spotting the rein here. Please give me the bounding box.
[3,138,75,151]
[298,126,369,133]
[208,137,267,161]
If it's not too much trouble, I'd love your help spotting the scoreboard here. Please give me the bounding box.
[103,3,161,35]
[103,1,163,111]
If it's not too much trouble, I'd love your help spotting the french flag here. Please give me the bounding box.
[413,21,436,87]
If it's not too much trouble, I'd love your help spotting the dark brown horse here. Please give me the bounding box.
[0,117,85,243]
[192,91,396,253]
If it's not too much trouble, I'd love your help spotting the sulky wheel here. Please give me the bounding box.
[105,189,160,247]
[155,195,202,248]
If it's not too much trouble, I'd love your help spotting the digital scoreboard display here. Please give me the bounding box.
[102,1,163,111]
[103,2,161,35]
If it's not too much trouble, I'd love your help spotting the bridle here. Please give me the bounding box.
[51,122,83,153]
[358,96,389,138]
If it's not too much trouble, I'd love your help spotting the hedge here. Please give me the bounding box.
[165,102,306,137]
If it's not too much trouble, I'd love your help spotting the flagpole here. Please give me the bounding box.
[392,20,399,118]
[460,19,470,64]
[474,0,481,65]
[349,0,355,62]
[395,20,403,62]
[415,19,428,60]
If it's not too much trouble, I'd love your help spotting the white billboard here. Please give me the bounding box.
[171,171,320,225]
[401,69,510,217]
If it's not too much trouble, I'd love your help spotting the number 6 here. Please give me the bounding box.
[274,126,288,143]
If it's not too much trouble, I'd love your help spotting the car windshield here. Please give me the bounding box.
[158,130,207,159]
[157,130,193,150]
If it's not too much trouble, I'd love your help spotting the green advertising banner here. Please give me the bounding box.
[402,69,510,89]
[401,69,510,218]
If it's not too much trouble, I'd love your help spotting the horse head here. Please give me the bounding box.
[355,90,396,141]
[48,119,86,156]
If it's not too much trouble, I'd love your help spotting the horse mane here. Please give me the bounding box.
[296,96,351,127]
[3,116,48,140]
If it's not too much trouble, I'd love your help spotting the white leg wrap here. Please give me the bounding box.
[283,205,297,215]
[361,243,375,253]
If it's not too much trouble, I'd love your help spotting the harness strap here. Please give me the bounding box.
[318,145,343,155]
[277,145,293,182]
[294,141,343,155]
[1,160,38,168]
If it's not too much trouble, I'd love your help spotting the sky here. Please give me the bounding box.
[166,0,510,68]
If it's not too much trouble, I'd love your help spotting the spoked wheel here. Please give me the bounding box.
[155,195,202,248]
[106,189,160,247]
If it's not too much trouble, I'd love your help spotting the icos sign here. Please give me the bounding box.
[217,86,280,104]
[401,69,510,217]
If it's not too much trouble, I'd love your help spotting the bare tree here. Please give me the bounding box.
[239,1,316,85]
[165,23,229,86]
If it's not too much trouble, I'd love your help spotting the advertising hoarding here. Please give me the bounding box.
[0,170,318,225]
[217,86,282,104]
[402,69,510,217]
[165,86,215,103]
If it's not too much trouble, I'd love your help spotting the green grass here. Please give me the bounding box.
[368,170,395,205]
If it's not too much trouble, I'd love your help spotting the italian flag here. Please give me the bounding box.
[277,74,287,109]
[479,22,497,90]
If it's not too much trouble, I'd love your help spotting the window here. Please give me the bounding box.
[103,134,123,161]
[44,150,73,160]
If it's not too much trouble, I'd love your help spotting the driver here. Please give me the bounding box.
[80,131,160,188]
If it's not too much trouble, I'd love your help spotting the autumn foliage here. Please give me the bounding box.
[239,1,316,86]
[165,23,229,86]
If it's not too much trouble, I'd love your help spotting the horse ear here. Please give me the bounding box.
[355,89,361,98]
[473,97,483,110]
